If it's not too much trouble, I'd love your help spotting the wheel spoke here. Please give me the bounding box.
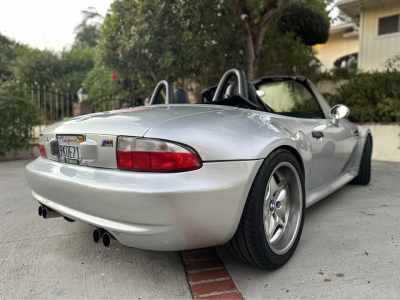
[275,188,288,222]
[266,212,284,244]
[266,175,280,200]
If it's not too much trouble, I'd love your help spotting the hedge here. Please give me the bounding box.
[325,71,400,123]
[0,81,37,155]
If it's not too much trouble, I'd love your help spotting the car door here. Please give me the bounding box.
[256,78,354,190]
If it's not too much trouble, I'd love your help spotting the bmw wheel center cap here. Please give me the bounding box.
[270,200,275,211]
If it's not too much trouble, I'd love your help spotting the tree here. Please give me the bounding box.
[277,2,329,46]
[0,33,15,77]
[223,0,292,79]
[99,0,243,96]
[260,22,321,81]
[74,7,104,49]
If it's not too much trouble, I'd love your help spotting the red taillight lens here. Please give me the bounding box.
[39,135,47,158]
[117,137,202,172]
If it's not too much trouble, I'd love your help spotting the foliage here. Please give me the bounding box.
[74,7,104,49]
[327,72,400,123]
[0,33,15,77]
[58,46,95,93]
[0,80,37,155]
[84,67,117,100]
[384,54,400,72]
[278,2,329,46]
[13,46,95,97]
[260,22,321,82]
[99,0,243,89]
[319,65,358,81]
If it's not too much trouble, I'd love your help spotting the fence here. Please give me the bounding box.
[21,85,140,141]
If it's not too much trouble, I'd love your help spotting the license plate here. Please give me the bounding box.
[57,135,84,164]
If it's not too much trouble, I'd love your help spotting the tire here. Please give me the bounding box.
[225,148,305,269]
[351,135,372,185]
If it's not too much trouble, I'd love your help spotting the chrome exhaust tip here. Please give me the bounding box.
[42,206,62,219]
[102,232,115,248]
[93,228,106,243]
[38,206,43,217]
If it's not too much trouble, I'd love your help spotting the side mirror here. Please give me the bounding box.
[330,104,350,126]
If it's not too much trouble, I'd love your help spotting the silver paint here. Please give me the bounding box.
[27,102,371,251]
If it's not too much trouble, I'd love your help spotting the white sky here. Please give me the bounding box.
[0,0,114,52]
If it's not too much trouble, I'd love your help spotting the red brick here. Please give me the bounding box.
[191,279,237,297]
[182,248,218,264]
[185,259,224,272]
[188,268,231,284]
[196,292,243,300]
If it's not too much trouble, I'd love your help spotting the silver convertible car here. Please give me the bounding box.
[26,69,372,268]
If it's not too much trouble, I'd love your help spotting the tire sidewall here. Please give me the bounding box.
[255,150,306,267]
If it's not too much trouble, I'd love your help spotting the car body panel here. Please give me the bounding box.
[26,157,262,251]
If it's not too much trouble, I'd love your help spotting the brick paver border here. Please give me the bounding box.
[181,248,242,300]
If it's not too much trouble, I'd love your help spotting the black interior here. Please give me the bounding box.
[173,89,190,104]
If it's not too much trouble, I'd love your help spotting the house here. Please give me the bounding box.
[315,23,359,70]
[316,0,400,71]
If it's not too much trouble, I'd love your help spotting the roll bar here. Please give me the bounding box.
[149,80,174,105]
[212,68,248,101]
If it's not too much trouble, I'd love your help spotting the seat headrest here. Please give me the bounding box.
[226,82,259,106]
[173,89,190,104]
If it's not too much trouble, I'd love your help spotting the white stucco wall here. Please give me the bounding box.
[361,124,400,162]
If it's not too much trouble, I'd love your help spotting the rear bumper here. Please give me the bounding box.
[26,157,262,251]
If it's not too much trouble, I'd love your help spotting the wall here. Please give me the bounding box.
[315,32,359,70]
[359,1,400,71]
[316,79,349,96]
[361,123,400,162]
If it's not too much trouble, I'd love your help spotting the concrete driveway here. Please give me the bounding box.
[0,160,191,299]
[218,160,400,299]
[0,159,399,299]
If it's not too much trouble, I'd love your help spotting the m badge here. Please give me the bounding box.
[100,140,113,148]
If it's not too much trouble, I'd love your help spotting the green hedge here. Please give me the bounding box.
[0,81,38,155]
[326,72,400,123]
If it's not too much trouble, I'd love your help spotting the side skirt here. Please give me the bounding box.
[305,170,357,208]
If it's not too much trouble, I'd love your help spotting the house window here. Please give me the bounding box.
[378,14,400,36]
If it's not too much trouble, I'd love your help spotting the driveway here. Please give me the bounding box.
[218,160,400,299]
[0,159,191,299]
[0,159,399,299]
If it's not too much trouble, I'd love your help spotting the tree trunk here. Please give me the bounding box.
[225,0,291,80]
[185,78,203,103]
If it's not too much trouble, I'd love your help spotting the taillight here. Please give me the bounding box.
[117,137,202,172]
[39,135,47,158]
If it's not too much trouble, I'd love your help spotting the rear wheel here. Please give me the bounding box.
[351,135,372,185]
[225,149,305,269]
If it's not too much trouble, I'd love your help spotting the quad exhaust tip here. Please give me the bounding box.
[38,206,43,217]
[102,232,115,248]
[40,206,62,219]
[93,228,106,243]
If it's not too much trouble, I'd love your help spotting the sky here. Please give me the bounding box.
[0,0,114,52]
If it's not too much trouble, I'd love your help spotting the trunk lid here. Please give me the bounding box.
[40,105,235,169]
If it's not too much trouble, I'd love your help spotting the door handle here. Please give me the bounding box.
[312,131,324,138]
[352,129,360,137]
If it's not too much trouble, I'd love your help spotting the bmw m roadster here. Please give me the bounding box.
[26,69,372,268]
